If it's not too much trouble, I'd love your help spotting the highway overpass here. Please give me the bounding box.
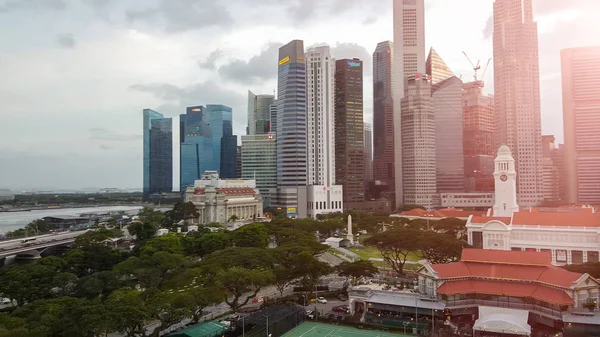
[0,230,91,259]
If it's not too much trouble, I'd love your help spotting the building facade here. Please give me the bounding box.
[275,40,308,212]
[427,48,464,193]
[143,109,173,199]
[305,45,343,218]
[180,106,214,192]
[401,75,437,209]
[493,0,544,206]
[184,171,263,224]
[241,134,277,206]
[542,135,560,204]
[463,81,495,192]
[247,91,275,135]
[393,0,426,209]
[363,122,373,183]
[561,46,600,204]
[372,41,396,205]
[334,58,365,206]
[220,134,237,179]
[206,104,234,176]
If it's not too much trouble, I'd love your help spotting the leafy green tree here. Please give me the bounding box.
[229,215,239,222]
[75,271,124,300]
[364,228,423,274]
[128,222,158,243]
[171,202,199,224]
[0,258,67,306]
[188,286,223,323]
[139,233,184,256]
[200,247,275,271]
[137,207,165,226]
[231,223,269,248]
[25,219,52,234]
[419,232,466,264]
[103,287,149,337]
[74,227,122,246]
[272,265,296,298]
[216,267,274,312]
[336,260,379,285]
[293,251,332,291]
[433,217,468,240]
[144,289,194,337]
[114,252,187,289]
[184,231,231,257]
[64,244,126,277]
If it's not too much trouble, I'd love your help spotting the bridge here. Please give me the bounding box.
[0,230,91,259]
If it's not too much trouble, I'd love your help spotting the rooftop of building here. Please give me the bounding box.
[398,208,486,219]
[471,206,600,227]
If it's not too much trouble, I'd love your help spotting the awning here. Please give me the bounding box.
[473,306,531,336]
[367,293,445,310]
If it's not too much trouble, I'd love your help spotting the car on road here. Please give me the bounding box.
[331,305,349,313]
[316,297,327,304]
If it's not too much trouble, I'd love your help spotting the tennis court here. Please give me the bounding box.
[282,322,410,337]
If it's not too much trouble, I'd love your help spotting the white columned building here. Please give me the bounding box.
[303,45,343,218]
[467,146,600,266]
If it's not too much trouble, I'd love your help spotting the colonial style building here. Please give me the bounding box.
[466,146,600,266]
[349,249,600,336]
[184,171,263,224]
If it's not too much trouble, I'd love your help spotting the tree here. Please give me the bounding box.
[336,260,379,285]
[272,266,295,298]
[103,287,150,337]
[75,271,124,300]
[137,207,165,227]
[185,231,231,257]
[228,215,239,222]
[419,232,466,264]
[114,251,187,289]
[200,247,275,272]
[231,223,269,248]
[144,289,194,337]
[293,251,332,291]
[74,227,122,247]
[139,233,184,256]
[216,267,273,312]
[127,222,158,243]
[433,217,468,240]
[364,228,423,274]
[171,202,199,224]
[64,244,125,277]
[187,287,223,323]
[0,258,67,306]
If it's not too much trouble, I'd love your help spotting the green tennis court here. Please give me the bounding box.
[282,322,410,337]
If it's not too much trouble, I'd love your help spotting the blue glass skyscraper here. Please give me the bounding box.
[180,106,214,192]
[143,109,173,200]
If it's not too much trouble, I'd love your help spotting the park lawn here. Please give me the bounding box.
[352,246,422,262]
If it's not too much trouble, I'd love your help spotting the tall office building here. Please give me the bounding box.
[427,48,465,193]
[275,40,308,214]
[142,109,173,200]
[541,135,560,204]
[463,81,495,192]
[305,45,343,218]
[372,41,396,204]
[401,74,436,209]
[393,0,426,208]
[561,46,600,204]
[269,104,278,134]
[493,0,544,206]
[247,91,275,135]
[236,145,242,179]
[364,122,373,182]
[241,134,277,206]
[206,104,234,175]
[334,58,365,206]
[220,134,238,179]
[180,106,213,192]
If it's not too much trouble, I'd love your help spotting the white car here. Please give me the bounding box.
[317,297,327,304]
[0,298,12,305]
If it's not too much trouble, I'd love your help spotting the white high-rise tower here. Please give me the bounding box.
[493,145,519,217]
[393,0,426,208]
[493,0,544,206]
[304,45,343,218]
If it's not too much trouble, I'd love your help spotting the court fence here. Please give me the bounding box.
[228,304,306,337]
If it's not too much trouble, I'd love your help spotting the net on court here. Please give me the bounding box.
[282,322,410,337]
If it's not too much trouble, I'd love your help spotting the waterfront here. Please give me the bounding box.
[0,206,143,233]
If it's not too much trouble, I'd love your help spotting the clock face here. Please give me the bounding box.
[500,174,508,182]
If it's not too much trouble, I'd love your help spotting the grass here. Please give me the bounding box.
[352,246,422,263]
[282,322,410,337]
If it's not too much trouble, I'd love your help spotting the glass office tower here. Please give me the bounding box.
[143,109,173,200]
[180,106,214,192]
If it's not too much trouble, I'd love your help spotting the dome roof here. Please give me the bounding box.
[497,145,512,156]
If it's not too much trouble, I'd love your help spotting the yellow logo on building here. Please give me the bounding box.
[297,57,304,61]
[279,56,290,66]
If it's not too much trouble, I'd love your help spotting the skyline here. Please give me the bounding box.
[1,0,599,190]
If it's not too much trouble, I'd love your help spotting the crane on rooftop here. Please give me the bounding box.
[462,51,492,87]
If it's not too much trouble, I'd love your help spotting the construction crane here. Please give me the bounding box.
[462,51,492,86]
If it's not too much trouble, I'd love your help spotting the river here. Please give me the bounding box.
[0,206,143,234]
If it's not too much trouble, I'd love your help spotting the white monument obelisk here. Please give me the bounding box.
[346,215,354,244]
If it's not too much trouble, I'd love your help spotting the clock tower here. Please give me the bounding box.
[493,145,519,217]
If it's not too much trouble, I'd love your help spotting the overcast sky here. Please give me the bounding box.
[1,0,598,191]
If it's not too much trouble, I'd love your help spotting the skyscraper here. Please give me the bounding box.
[206,104,234,174]
[463,81,495,192]
[372,41,395,205]
[220,134,238,179]
[142,109,173,200]
[247,91,275,135]
[364,122,373,183]
[561,46,600,204]
[269,104,278,134]
[493,0,544,206]
[180,106,213,192]
[401,74,436,209]
[427,48,465,193]
[393,0,426,208]
[275,40,308,212]
[541,135,560,204]
[305,45,343,218]
[334,58,365,206]
[241,134,277,206]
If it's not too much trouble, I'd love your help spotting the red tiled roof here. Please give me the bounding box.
[512,211,600,227]
[430,249,583,288]
[216,188,256,195]
[437,280,574,305]
[470,216,511,224]
[461,248,551,266]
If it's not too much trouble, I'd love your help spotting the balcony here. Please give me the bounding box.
[446,299,564,318]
